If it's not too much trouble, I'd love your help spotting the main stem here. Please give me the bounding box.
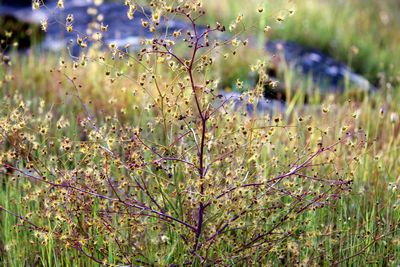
[193,115,206,253]
[186,20,207,254]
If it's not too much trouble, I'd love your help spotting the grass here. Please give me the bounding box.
[1,0,400,266]
[206,0,400,86]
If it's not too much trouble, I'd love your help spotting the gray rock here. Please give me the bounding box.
[265,40,375,93]
[216,91,286,116]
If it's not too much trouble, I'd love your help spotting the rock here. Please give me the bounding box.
[265,40,375,93]
[216,91,286,116]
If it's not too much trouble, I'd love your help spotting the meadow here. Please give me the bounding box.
[0,0,399,266]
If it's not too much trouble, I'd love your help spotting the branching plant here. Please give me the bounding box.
[0,0,370,266]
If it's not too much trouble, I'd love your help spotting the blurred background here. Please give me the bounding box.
[1,0,399,90]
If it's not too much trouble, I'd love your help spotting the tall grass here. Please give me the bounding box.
[1,50,399,266]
